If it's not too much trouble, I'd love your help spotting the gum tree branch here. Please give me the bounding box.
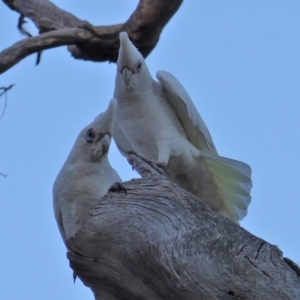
[1,0,183,74]
[67,155,300,300]
[0,29,93,73]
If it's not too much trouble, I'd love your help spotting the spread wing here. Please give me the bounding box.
[157,70,252,222]
[157,70,218,155]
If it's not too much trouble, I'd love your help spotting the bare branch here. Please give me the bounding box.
[66,158,300,299]
[1,0,183,74]
[0,29,94,74]
[0,84,14,177]
[17,14,43,65]
[0,84,15,120]
[64,155,300,299]
[18,14,32,38]
[0,84,15,97]
[3,0,83,29]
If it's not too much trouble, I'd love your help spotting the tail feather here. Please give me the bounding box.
[204,155,251,183]
[202,154,252,222]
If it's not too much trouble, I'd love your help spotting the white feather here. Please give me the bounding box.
[113,32,252,223]
[53,99,122,244]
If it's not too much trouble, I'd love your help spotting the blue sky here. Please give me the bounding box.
[1,1,299,299]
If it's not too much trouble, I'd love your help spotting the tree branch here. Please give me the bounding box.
[1,0,183,74]
[67,155,300,300]
[0,29,94,74]
[0,84,15,120]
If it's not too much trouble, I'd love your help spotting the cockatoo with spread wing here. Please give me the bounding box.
[53,99,123,243]
[113,32,252,223]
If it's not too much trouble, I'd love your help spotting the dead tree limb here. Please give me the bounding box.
[0,29,95,73]
[67,155,300,300]
[1,0,183,74]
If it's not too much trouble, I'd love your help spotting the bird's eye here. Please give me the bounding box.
[85,128,95,143]
[137,61,142,73]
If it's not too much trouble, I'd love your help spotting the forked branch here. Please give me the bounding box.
[1,0,183,74]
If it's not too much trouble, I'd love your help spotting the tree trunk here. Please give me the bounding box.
[67,155,300,300]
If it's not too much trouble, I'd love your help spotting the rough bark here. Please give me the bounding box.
[67,155,300,300]
[0,0,183,74]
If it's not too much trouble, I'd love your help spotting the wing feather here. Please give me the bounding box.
[113,119,134,156]
[157,70,218,155]
[157,70,252,222]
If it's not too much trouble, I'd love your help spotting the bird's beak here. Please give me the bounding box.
[102,98,117,134]
[99,134,110,154]
[93,99,117,135]
[118,32,137,63]
[121,67,133,86]
[118,32,142,86]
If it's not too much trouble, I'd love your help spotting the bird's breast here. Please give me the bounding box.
[116,92,189,162]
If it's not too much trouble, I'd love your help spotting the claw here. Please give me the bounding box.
[108,182,127,194]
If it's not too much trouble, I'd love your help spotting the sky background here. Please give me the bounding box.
[1,1,300,299]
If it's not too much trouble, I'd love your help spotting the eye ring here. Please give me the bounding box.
[85,128,95,143]
[136,61,142,73]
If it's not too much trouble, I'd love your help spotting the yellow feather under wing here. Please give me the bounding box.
[202,154,252,222]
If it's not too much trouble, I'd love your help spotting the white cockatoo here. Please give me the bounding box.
[53,99,123,243]
[113,32,252,223]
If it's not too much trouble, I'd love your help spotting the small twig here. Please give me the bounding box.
[17,14,42,65]
[36,51,42,65]
[18,14,32,37]
[0,84,15,97]
[0,84,15,121]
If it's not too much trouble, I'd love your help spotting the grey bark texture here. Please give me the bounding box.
[67,155,300,300]
[0,0,183,74]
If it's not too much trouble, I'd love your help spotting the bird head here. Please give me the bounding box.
[69,99,117,163]
[115,32,152,90]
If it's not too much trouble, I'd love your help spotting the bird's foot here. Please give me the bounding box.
[126,153,165,179]
[108,182,127,194]
[125,151,138,171]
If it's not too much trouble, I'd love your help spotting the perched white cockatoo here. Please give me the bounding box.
[53,99,123,244]
[113,32,252,223]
